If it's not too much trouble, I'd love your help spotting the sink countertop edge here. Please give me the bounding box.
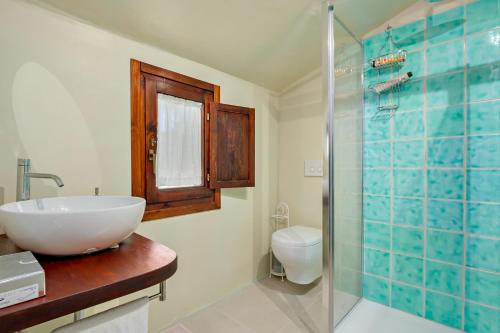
[0,233,177,333]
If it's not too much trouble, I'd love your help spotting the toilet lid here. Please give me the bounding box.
[272,226,322,247]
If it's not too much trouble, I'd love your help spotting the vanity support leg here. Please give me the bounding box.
[74,310,85,322]
[149,280,167,301]
[159,280,167,301]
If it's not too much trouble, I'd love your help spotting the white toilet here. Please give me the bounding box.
[271,225,322,285]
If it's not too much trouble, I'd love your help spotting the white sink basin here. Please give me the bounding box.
[0,196,146,256]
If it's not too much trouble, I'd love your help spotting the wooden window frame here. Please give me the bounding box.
[131,59,221,221]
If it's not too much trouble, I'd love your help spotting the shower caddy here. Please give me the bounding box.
[368,25,412,119]
[269,202,290,280]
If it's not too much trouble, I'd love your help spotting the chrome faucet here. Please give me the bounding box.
[16,159,64,201]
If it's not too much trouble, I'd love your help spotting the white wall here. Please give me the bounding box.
[277,40,365,322]
[0,0,278,331]
[277,64,364,233]
[277,72,323,230]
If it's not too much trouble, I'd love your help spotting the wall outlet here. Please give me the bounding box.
[304,160,323,177]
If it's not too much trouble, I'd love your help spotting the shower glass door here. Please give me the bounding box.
[332,16,364,327]
[324,2,364,330]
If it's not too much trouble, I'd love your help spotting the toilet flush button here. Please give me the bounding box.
[304,160,323,177]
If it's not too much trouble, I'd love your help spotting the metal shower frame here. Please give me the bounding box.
[322,1,364,332]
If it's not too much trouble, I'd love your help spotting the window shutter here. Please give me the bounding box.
[209,102,255,188]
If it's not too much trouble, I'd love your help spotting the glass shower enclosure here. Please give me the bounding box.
[324,0,500,332]
[323,1,364,330]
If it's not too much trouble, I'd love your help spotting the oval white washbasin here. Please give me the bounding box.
[0,196,145,256]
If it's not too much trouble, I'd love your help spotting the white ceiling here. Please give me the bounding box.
[27,0,418,92]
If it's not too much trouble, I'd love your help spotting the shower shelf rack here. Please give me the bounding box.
[269,202,290,280]
[368,49,407,70]
[367,25,411,118]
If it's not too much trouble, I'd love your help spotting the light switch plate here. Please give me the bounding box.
[304,160,323,177]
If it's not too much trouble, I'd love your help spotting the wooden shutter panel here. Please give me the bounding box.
[209,102,255,188]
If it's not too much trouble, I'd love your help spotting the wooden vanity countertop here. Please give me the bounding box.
[0,233,177,333]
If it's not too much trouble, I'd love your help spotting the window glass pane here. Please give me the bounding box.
[156,94,203,188]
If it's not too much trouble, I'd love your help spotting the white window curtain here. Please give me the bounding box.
[156,94,202,188]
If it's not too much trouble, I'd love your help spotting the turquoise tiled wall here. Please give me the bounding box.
[362,1,500,332]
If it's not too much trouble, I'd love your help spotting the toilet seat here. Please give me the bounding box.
[272,226,321,247]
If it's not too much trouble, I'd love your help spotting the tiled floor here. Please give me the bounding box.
[163,277,325,333]
[162,277,460,333]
